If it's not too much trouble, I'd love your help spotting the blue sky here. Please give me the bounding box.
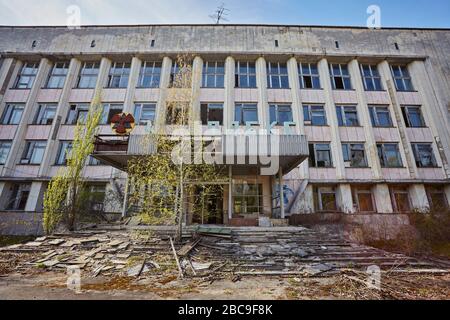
[0,0,449,28]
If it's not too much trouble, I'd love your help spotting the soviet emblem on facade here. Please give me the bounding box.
[111,113,135,135]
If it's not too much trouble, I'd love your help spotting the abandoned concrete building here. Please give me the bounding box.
[0,24,449,234]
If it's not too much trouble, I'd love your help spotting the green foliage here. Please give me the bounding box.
[43,93,103,234]
[43,173,69,234]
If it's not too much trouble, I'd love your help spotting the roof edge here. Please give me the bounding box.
[0,23,449,31]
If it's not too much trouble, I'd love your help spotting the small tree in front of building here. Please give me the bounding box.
[43,94,103,233]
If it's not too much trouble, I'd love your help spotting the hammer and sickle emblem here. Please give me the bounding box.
[111,113,135,135]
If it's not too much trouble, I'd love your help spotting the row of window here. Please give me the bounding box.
[0,140,102,166]
[0,100,428,131]
[0,138,437,170]
[12,60,415,92]
[313,185,448,213]
[308,142,437,169]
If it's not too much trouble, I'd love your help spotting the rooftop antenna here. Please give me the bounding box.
[209,3,230,24]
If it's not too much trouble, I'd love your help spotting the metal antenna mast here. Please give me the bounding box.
[209,3,230,24]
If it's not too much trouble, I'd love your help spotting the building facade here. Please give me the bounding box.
[0,24,449,232]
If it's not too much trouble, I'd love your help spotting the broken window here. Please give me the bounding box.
[77,62,100,89]
[14,62,39,89]
[329,63,352,90]
[201,103,223,125]
[46,62,69,89]
[391,65,414,91]
[369,105,392,127]
[107,62,130,88]
[303,105,327,126]
[412,143,437,168]
[298,63,321,89]
[34,104,57,125]
[401,106,426,127]
[309,143,333,168]
[267,62,289,89]
[5,183,31,211]
[138,61,161,88]
[203,61,225,88]
[235,103,258,125]
[377,143,403,168]
[66,104,89,125]
[360,64,383,91]
[336,105,359,126]
[134,103,156,125]
[1,104,24,125]
[235,61,256,88]
[269,104,293,126]
[342,143,367,167]
[21,141,46,165]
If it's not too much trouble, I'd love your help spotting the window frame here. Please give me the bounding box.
[309,143,333,168]
[269,104,293,126]
[369,105,393,127]
[77,62,100,89]
[391,65,414,92]
[34,104,57,125]
[390,187,412,213]
[336,105,360,127]
[401,105,426,128]
[45,62,69,89]
[411,143,438,168]
[66,104,90,125]
[0,141,12,165]
[298,63,321,89]
[202,61,225,88]
[267,62,290,89]
[107,62,131,88]
[1,104,25,125]
[342,143,368,168]
[314,186,338,212]
[134,103,156,125]
[329,63,352,90]
[201,103,224,125]
[235,61,257,88]
[138,61,161,88]
[360,64,383,91]
[303,104,327,126]
[233,183,263,214]
[21,140,47,165]
[14,62,39,89]
[55,141,73,165]
[377,143,403,168]
[353,187,376,213]
[234,103,258,125]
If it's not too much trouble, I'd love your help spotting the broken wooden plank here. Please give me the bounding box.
[169,237,184,279]
[177,239,201,257]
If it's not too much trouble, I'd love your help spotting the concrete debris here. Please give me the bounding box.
[0,225,447,281]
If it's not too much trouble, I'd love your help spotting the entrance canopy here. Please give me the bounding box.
[93,133,309,176]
